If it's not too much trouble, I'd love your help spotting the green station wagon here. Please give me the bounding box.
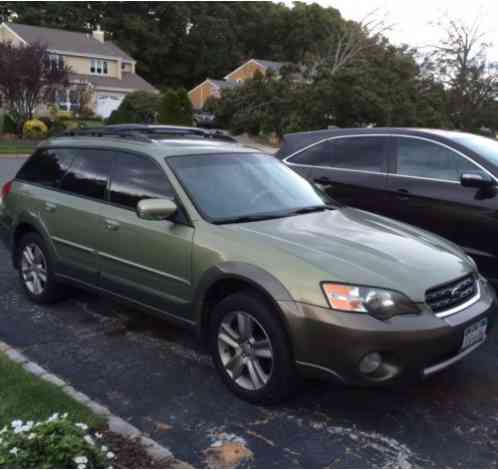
[0,136,496,403]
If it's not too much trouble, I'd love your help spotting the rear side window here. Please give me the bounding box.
[60,149,112,200]
[16,148,74,188]
[109,152,174,210]
[289,136,388,172]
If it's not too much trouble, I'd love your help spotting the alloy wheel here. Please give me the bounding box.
[217,311,274,391]
[21,243,48,296]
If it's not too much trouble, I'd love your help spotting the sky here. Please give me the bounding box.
[280,0,498,61]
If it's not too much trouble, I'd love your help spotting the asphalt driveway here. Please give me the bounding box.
[1,158,498,468]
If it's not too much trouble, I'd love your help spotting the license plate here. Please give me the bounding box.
[461,318,487,350]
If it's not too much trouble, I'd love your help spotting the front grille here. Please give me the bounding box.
[426,274,477,314]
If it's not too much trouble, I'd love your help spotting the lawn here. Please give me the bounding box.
[0,351,104,428]
[0,142,35,155]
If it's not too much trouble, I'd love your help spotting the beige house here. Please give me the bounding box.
[0,22,157,118]
[189,59,289,110]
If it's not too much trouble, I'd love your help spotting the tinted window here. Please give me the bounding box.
[396,138,481,181]
[110,152,174,209]
[289,137,388,172]
[60,149,112,200]
[168,153,329,222]
[17,148,74,187]
[288,141,330,165]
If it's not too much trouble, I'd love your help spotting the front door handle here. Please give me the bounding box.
[44,202,57,213]
[104,220,120,232]
[396,188,410,200]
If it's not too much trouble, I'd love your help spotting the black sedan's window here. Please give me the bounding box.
[396,138,481,181]
[288,136,388,172]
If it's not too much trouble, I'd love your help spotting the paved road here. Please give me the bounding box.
[1,158,498,467]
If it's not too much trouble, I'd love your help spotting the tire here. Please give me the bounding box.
[209,290,297,404]
[16,233,63,304]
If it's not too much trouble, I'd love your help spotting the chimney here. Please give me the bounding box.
[92,25,105,43]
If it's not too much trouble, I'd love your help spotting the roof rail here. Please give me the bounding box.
[63,128,155,144]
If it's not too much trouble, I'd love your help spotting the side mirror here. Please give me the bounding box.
[460,172,495,189]
[137,198,177,221]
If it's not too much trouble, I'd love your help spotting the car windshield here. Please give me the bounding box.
[168,153,331,223]
[451,133,498,166]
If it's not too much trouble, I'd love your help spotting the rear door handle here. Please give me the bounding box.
[104,220,120,232]
[44,202,57,213]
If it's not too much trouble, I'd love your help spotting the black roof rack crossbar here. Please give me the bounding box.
[63,128,155,143]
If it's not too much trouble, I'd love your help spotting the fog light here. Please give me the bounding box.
[359,352,382,375]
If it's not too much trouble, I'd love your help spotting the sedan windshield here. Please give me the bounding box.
[168,153,330,223]
[451,133,498,167]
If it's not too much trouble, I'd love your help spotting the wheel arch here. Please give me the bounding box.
[193,262,295,352]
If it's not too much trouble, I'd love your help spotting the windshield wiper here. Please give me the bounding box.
[214,213,287,225]
[287,205,331,215]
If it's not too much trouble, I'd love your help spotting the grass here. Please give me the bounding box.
[0,143,35,155]
[0,351,104,428]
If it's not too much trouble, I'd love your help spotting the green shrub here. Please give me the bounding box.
[0,414,115,469]
[158,88,193,125]
[22,119,48,139]
[107,91,160,124]
[3,113,18,134]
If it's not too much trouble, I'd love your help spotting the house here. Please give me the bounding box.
[188,58,290,110]
[0,22,158,118]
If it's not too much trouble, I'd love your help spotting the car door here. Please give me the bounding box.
[49,148,113,285]
[97,150,194,320]
[285,135,392,213]
[385,136,498,280]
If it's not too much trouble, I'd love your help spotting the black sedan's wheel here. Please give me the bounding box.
[210,290,296,404]
[17,233,62,304]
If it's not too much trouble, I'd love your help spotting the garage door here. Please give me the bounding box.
[96,94,124,119]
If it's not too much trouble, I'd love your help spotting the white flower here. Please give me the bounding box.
[9,447,19,456]
[84,435,95,446]
[76,423,89,431]
[74,456,88,465]
[0,426,7,434]
[62,413,68,419]
[78,465,86,469]
[101,445,108,452]
[28,433,36,440]
[47,413,59,423]
[11,420,22,428]
[106,451,115,459]
[95,432,103,439]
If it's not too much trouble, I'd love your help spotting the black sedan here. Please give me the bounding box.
[277,128,498,282]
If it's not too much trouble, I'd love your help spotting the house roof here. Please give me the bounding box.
[253,59,289,72]
[70,72,158,93]
[4,22,134,62]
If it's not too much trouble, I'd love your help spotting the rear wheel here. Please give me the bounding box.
[17,233,63,304]
[210,290,296,404]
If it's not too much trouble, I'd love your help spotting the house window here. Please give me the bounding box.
[49,54,64,70]
[90,58,109,75]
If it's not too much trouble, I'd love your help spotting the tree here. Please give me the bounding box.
[158,88,193,125]
[427,16,498,131]
[107,91,160,124]
[0,41,69,133]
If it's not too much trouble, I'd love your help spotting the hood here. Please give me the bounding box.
[224,207,473,302]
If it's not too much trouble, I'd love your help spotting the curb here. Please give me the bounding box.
[0,339,186,467]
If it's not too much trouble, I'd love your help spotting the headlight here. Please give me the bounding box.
[321,283,420,320]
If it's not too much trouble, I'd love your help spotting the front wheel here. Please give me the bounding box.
[209,291,296,404]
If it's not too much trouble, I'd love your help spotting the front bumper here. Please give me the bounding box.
[281,277,497,385]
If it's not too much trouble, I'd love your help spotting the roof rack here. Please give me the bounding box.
[63,128,155,143]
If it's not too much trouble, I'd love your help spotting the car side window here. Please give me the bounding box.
[288,141,331,166]
[396,138,482,181]
[288,136,388,172]
[60,149,113,200]
[16,148,74,188]
[109,151,174,210]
